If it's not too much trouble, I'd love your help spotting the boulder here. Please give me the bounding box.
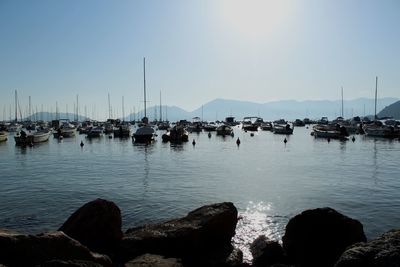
[0,230,111,267]
[282,207,366,267]
[125,254,183,267]
[224,247,244,267]
[59,198,123,255]
[119,202,238,264]
[335,229,400,267]
[250,235,285,266]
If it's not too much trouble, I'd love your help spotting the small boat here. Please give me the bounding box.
[312,124,348,140]
[132,58,156,144]
[242,117,260,131]
[203,123,217,132]
[260,122,273,131]
[157,121,170,131]
[273,124,293,135]
[216,124,233,136]
[87,126,104,138]
[363,121,399,138]
[15,128,52,145]
[54,122,77,138]
[0,131,8,142]
[187,117,203,133]
[293,119,305,127]
[162,124,189,143]
[7,123,22,132]
[113,124,131,137]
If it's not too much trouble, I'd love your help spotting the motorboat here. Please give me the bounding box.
[15,128,52,145]
[0,131,8,142]
[87,126,104,138]
[216,124,233,136]
[113,123,131,137]
[312,124,348,140]
[162,124,188,143]
[273,123,294,135]
[133,117,155,143]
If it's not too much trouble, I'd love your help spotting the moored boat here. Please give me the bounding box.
[0,131,8,142]
[162,124,188,143]
[273,123,293,135]
[216,124,233,136]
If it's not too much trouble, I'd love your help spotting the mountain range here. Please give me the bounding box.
[16,97,399,122]
[378,100,400,119]
[124,97,399,122]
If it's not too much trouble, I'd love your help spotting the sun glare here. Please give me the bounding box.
[221,0,292,39]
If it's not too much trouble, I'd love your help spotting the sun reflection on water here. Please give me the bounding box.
[233,201,284,263]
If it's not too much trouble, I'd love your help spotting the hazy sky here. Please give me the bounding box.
[0,0,399,120]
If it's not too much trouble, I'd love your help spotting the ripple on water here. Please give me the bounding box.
[232,201,286,263]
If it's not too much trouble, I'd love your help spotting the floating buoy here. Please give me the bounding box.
[236,137,241,146]
[327,137,331,143]
[192,139,196,146]
[208,132,211,138]
[231,132,234,137]
[250,133,254,137]
[80,141,84,147]
[352,136,355,142]
[59,136,63,140]
[109,135,113,139]
[284,138,287,144]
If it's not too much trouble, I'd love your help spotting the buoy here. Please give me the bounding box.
[231,132,234,137]
[108,135,113,139]
[236,137,241,146]
[250,133,254,137]
[192,139,196,146]
[80,141,84,147]
[208,132,211,138]
[284,138,287,144]
[352,136,355,142]
[327,137,331,143]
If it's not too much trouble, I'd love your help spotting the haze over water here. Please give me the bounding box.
[1,126,399,260]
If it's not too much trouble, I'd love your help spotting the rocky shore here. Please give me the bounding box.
[0,199,399,267]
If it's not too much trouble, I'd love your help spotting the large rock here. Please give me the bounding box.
[59,198,123,255]
[119,202,238,265]
[250,235,285,266]
[125,254,183,267]
[335,229,400,267]
[282,207,366,267]
[0,230,111,267]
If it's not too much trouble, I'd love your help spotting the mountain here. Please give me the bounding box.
[126,97,399,122]
[378,100,400,119]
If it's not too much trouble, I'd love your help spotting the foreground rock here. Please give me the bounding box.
[125,254,183,267]
[119,202,238,266]
[40,260,104,267]
[0,230,111,267]
[59,198,123,256]
[250,235,285,266]
[282,207,366,267]
[335,229,400,267]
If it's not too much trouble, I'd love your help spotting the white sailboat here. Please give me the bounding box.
[133,57,156,143]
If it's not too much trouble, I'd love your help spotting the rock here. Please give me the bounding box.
[125,254,183,267]
[224,247,243,267]
[59,198,123,255]
[39,260,103,267]
[282,207,366,267]
[119,202,238,264]
[335,229,400,267]
[0,230,111,267]
[250,235,285,266]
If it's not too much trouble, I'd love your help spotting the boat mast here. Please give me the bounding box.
[341,86,344,118]
[159,90,162,122]
[143,57,147,118]
[29,96,31,121]
[108,93,111,119]
[122,96,125,122]
[374,76,378,120]
[14,90,17,122]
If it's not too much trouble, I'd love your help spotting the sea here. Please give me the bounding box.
[1,125,400,261]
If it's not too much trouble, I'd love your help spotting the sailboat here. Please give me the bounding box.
[133,57,156,143]
[363,77,400,138]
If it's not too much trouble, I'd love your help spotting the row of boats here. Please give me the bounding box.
[1,116,399,146]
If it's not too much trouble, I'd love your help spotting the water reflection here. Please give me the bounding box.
[232,201,283,263]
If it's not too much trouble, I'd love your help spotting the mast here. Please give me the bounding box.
[341,86,344,118]
[374,76,378,120]
[159,90,162,121]
[76,94,79,122]
[29,96,31,121]
[122,96,125,122]
[143,57,147,118]
[108,93,111,119]
[14,90,17,122]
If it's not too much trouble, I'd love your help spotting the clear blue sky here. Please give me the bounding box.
[0,0,399,120]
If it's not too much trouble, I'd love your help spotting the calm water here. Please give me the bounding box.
[1,126,400,260]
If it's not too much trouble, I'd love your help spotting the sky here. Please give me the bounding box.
[0,0,399,120]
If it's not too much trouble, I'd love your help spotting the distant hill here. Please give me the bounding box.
[125,97,399,122]
[378,101,400,119]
